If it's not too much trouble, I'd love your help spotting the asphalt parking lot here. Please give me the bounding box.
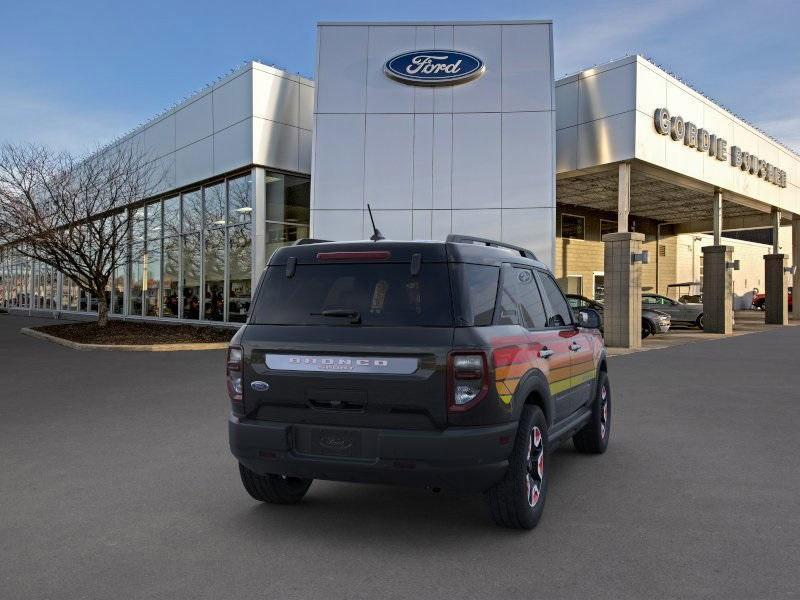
[2,314,799,599]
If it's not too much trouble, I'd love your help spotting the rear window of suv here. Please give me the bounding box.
[251,263,453,327]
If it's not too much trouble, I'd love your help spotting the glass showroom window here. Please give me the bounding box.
[144,201,162,317]
[204,226,225,322]
[162,235,179,318]
[112,262,125,315]
[182,232,201,320]
[228,224,251,323]
[265,172,310,260]
[129,243,144,316]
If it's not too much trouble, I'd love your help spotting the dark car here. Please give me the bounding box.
[566,294,670,339]
[228,235,610,529]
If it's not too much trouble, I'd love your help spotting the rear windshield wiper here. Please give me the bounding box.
[311,309,362,324]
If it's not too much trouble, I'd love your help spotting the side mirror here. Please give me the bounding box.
[577,308,601,329]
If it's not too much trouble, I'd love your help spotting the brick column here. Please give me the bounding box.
[764,253,789,325]
[602,232,644,348]
[701,246,733,334]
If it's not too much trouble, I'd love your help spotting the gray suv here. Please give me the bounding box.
[642,293,704,329]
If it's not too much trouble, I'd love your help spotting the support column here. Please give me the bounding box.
[701,246,733,334]
[602,231,644,348]
[793,216,800,321]
[764,253,789,325]
[251,167,267,279]
[712,189,723,246]
[617,162,631,233]
[772,208,781,254]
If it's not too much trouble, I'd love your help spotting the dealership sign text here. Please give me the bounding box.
[384,50,485,86]
[654,108,787,188]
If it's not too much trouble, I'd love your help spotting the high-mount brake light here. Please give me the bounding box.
[447,351,489,412]
[316,251,391,261]
[226,346,244,413]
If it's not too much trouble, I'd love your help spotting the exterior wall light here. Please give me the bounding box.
[631,250,649,265]
[726,260,741,271]
[785,265,797,275]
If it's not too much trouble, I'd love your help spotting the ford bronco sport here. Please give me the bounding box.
[228,235,610,529]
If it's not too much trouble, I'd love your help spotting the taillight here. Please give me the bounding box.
[448,351,489,412]
[227,346,244,413]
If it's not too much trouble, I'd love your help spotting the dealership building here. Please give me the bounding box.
[2,20,799,346]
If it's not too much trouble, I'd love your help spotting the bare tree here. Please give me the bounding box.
[0,142,163,326]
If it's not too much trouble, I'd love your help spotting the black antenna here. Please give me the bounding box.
[367,204,385,241]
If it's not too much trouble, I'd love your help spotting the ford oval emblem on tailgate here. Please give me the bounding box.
[250,381,270,392]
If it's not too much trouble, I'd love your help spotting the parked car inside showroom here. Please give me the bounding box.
[567,294,670,339]
[642,293,704,329]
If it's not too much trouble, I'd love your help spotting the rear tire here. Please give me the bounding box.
[641,320,652,339]
[573,371,611,454]
[484,405,548,529]
[238,463,312,504]
[696,314,705,330]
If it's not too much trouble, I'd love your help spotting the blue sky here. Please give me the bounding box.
[1,0,798,154]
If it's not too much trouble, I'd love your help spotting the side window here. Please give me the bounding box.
[642,296,657,305]
[496,266,547,329]
[537,271,573,328]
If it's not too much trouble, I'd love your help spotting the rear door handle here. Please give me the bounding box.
[538,347,554,359]
[569,342,582,352]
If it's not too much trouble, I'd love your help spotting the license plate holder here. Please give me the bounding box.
[308,428,363,458]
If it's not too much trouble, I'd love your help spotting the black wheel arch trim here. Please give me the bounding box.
[511,369,555,427]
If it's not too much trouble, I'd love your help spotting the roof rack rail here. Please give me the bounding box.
[293,238,332,245]
[446,234,537,260]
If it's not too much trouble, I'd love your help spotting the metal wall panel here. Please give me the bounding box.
[431,114,452,210]
[213,72,253,131]
[316,26,369,114]
[175,137,213,188]
[253,70,300,127]
[299,84,314,131]
[366,26,415,114]
[451,208,501,240]
[298,129,312,174]
[412,209,432,239]
[312,114,365,210]
[452,113,501,209]
[452,25,502,114]
[577,112,636,170]
[578,62,636,124]
[556,126,578,172]
[312,209,364,240]
[412,114,434,209]
[253,117,300,173]
[555,81,578,130]
[144,115,175,160]
[502,111,552,208]
[502,207,555,266]
[214,118,253,175]
[175,93,213,149]
[502,24,552,112]
[364,114,414,209]
[363,209,412,239]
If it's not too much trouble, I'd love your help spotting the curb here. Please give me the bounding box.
[20,328,229,352]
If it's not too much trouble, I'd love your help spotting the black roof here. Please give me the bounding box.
[268,238,547,270]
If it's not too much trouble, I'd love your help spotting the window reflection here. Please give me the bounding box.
[144,241,161,317]
[163,196,180,237]
[204,228,225,321]
[266,173,310,224]
[204,182,226,228]
[182,233,201,319]
[182,189,201,233]
[228,175,251,225]
[228,224,251,322]
[266,222,309,260]
[162,236,179,318]
[129,243,143,316]
[112,265,124,314]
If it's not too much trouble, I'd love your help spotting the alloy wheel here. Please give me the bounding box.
[526,426,544,508]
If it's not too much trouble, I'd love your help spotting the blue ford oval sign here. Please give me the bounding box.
[384,50,485,86]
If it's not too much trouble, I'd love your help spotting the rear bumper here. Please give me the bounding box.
[229,416,517,493]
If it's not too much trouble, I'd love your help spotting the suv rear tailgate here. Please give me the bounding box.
[241,325,453,430]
